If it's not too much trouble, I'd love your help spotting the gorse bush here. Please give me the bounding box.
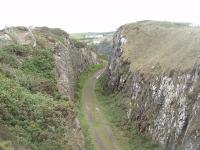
[22,49,54,79]
[0,50,20,68]
[0,44,72,149]
[1,44,32,56]
[0,44,32,68]
[0,64,57,96]
[0,74,74,150]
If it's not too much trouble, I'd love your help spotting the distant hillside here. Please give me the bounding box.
[70,32,114,57]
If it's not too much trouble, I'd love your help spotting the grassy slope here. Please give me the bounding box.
[74,64,104,150]
[95,75,162,150]
[0,44,74,150]
[121,21,200,73]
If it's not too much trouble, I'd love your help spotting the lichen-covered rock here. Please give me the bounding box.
[52,34,98,100]
[106,21,200,150]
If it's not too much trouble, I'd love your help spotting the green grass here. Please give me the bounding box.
[75,63,104,150]
[95,75,162,150]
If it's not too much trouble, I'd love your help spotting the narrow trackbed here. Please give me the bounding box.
[82,69,120,150]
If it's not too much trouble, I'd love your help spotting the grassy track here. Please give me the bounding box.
[95,75,162,150]
[75,64,104,150]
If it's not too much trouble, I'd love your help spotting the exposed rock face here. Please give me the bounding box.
[0,26,98,100]
[48,31,98,100]
[0,26,99,150]
[106,21,200,150]
[54,42,97,99]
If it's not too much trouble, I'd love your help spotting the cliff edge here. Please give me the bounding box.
[106,21,200,150]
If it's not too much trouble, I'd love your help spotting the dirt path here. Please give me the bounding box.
[82,69,120,150]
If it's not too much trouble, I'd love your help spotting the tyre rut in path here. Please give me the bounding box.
[82,69,120,150]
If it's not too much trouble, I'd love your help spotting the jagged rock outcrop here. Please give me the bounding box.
[106,21,200,150]
[0,26,99,149]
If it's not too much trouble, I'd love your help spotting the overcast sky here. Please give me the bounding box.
[0,0,200,33]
